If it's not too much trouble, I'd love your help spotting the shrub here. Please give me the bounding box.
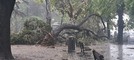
[11,17,52,45]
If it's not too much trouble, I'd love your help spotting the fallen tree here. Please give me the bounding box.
[42,14,108,46]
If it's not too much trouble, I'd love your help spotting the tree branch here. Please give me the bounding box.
[66,0,73,18]
[74,8,82,19]
[52,24,108,39]
[77,14,106,30]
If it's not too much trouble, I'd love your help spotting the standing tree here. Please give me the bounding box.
[45,0,52,25]
[117,0,125,44]
[0,0,15,59]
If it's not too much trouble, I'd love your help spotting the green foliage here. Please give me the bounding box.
[11,17,52,44]
[125,0,134,29]
[11,33,25,44]
[89,0,116,19]
[127,17,134,29]
[24,17,51,31]
[34,0,44,4]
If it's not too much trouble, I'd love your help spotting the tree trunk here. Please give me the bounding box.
[117,0,125,44]
[107,19,110,39]
[0,0,15,59]
[45,0,51,25]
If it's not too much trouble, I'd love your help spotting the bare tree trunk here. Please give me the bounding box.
[45,0,51,25]
[107,19,110,39]
[117,0,125,44]
[0,0,15,59]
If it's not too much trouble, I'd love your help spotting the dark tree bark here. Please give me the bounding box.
[107,19,110,39]
[0,0,15,59]
[117,0,125,44]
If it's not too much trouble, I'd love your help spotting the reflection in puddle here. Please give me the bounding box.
[110,44,134,60]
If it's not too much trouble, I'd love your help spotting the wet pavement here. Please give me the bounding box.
[110,44,134,60]
[11,42,134,60]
